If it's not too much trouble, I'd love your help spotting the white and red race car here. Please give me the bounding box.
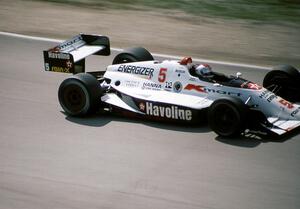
[43,34,300,137]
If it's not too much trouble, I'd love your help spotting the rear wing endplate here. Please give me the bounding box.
[43,34,110,74]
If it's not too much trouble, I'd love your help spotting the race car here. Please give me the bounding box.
[43,34,300,137]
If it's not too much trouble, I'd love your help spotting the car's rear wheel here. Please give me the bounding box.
[263,65,300,102]
[58,73,102,116]
[112,47,154,64]
[208,97,247,137]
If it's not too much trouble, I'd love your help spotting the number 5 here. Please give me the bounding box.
[158,68,167,82]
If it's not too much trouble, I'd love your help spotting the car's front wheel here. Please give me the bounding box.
[58,73,102,116]
[208,97,247,137]
[263,65,300,102]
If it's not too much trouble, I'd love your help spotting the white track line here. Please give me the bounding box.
[0,31,271,70]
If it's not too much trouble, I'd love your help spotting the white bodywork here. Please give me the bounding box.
[102,60,300,135]
[55,35,106,62]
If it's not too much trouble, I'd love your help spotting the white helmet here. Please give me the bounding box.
[195,64,212,76]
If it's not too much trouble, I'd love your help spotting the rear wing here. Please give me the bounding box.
[43,34,110,74]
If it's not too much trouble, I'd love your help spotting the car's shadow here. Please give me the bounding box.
[64,112,113,127]
[63,111,299,147]
[215,128,300,148]
[64,111,210,133]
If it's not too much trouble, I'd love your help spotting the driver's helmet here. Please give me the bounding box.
[195,64,212,76]
[179,57,192,65]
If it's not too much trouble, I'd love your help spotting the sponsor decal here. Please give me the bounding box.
[165,81,172,90]
[205,88,241,97]
[140,102,192,121]
[267,94,277,103]
[173,81,182,93]
[139,103,146,111]
[142,82,162,90]
[189,77,197,82]
[118,65,154,78]
[51,66,70,73]
[184,84,241,96]
[58,36,84,51]
[241,82,262,90]
[175,68,186,77]
[259,90,269,99]
[291,107,300,117]
[66,60,73,68]
[175,69,186,74]
[48,52,70,60]
[259,90,277,102]
[185,84,206,93]
[247,82,262,90]
[124,80,140,88]
[279,99,294,109]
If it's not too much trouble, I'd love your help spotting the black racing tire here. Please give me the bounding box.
[112,47,154,64]
[208,97,247,138]
[263,65,300,102]
[58,73,102,116]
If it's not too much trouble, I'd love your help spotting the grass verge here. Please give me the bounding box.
[35,0,300,23]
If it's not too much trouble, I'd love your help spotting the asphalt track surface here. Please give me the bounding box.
[0,34,299,209]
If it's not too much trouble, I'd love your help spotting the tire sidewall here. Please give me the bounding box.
[263,66,300,102]
[208,98,246,137]
[58,73,101,116]
[112,53,138,65]
[112,47,154,65]
[58,79,91,116]
[263,65,300,88]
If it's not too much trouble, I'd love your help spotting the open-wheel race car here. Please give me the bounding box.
[43,34,300,137]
